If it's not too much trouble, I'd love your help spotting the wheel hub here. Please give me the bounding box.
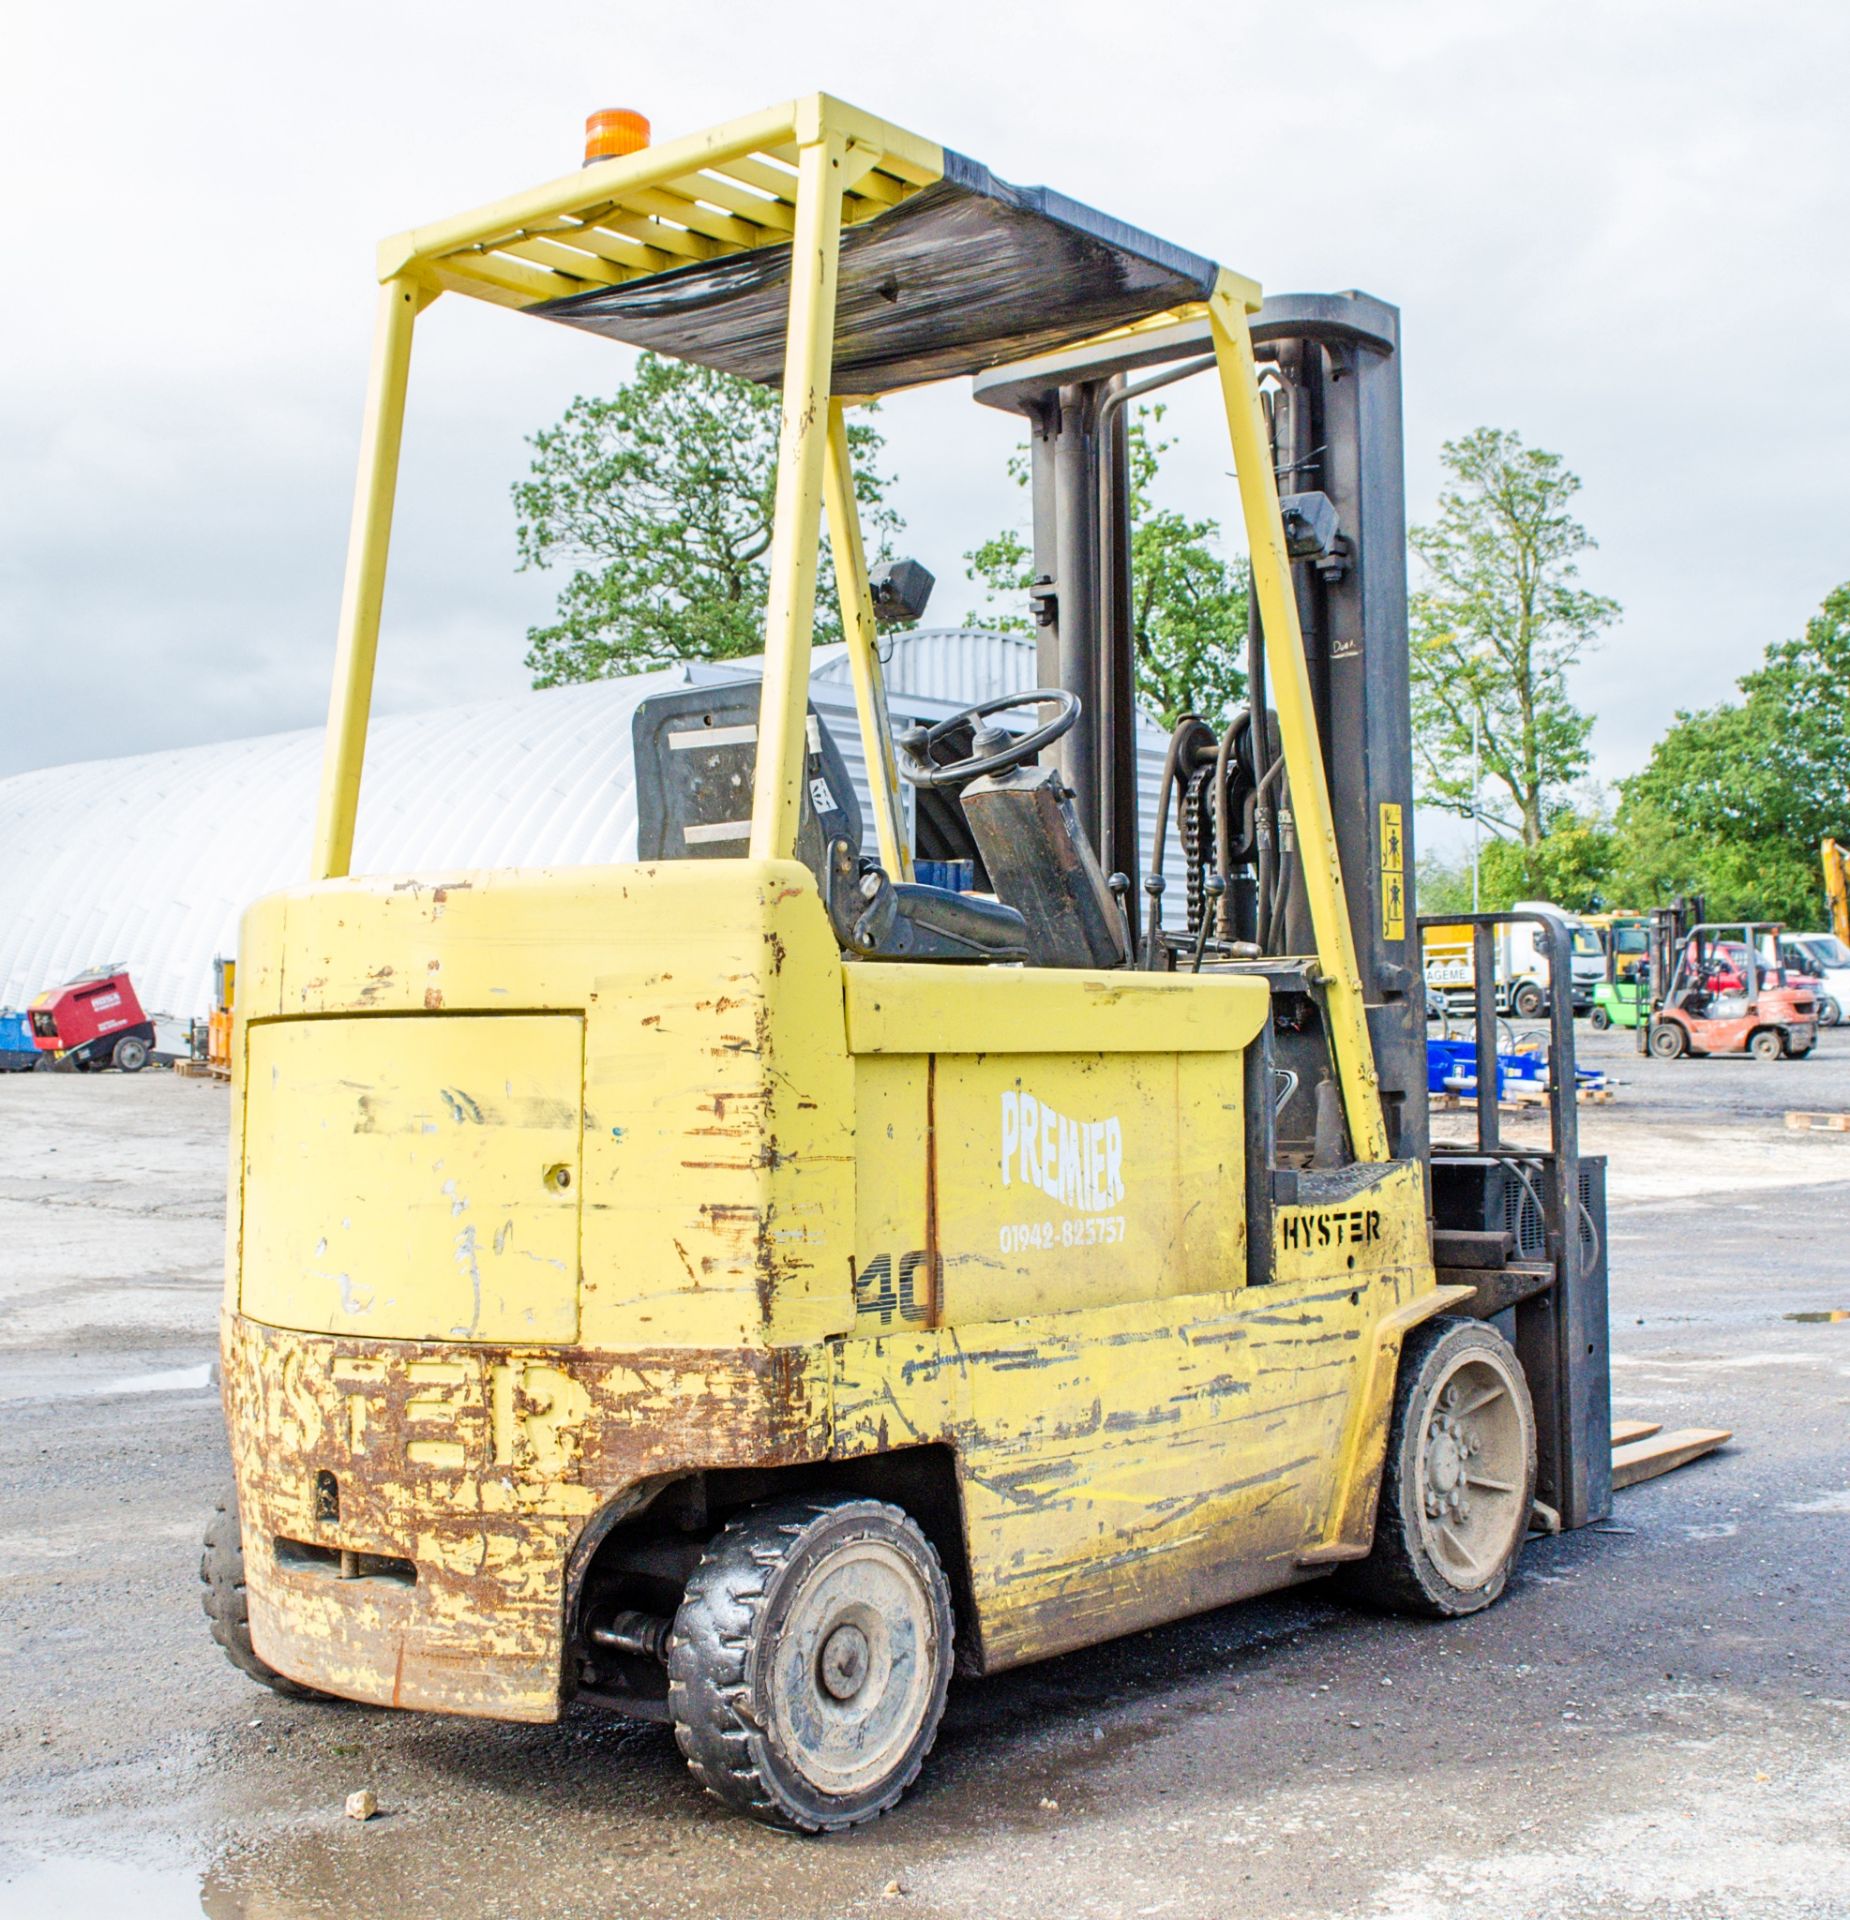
[1416,1358,1526,1589]
[819,1623,870,1700]
[767,1536,936,1799]
[1427,1422,1465,1498]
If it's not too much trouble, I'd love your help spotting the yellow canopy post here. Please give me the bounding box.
[311,276,434,881]
[823,399,912,880]
[748,129,849,861]
[1208,281,1390,1163]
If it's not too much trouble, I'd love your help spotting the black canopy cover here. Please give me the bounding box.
[530,152,1220,394]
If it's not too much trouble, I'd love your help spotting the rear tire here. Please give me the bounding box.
[112,1035,149,1072]
[202,1485,325,1699]
[1340,1317,1536,1619]
[1749,1028,1783,1062]
[1818,996,1841,1029]
[1588,1006,1610,1032]
[1648,1020,1687,1060]
[667,1495,953,1832]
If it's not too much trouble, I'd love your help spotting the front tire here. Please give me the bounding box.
[1512,981,1546,1019]
[1341,1318,1536,1618]
[1648,1020,1687,1060]
[202,1485,325,1699]
[667,1496,953,1832]
[1588,1005,1610,1032]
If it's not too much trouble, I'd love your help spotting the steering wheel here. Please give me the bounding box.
[893,688,1081,789]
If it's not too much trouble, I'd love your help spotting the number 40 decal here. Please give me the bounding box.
[853,1250,941,1326]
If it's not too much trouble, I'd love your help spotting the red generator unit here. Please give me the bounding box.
[31,966,156,1072]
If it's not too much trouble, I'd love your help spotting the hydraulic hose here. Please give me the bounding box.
[1144,716,1214,967]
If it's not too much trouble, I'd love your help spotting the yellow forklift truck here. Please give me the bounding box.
[202,95,1610,1831]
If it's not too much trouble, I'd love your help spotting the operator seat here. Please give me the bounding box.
[631,685,1027,964]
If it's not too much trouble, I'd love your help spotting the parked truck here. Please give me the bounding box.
[1781,934,1850,1027]
[1424,901,1602,1018]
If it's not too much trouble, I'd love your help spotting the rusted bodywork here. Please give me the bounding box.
[226,1319,828,1719]
[224,864,1447,1717]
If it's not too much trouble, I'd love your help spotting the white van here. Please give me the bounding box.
[1780,933,1850,1027]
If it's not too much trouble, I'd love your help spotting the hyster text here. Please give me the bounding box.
[1277,1207,1383,1253]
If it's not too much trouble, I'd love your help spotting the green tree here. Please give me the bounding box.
[1609,582,1850,924]
[1409,428,1618,849]
[1413,850,1475,917]
[515,352,901,685]
[965,408,1248,729]
[1476,805,1616,911]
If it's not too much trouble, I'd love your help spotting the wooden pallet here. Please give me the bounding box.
[1433,1086,1611,1113]
[1432,1095,1535,1117]
[1507,1084,1613,1107]
[173,1059,230,1082]
[1786,1109,1850,1133]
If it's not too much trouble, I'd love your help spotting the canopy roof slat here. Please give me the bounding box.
[659,170,798,234]
[623,185,777,250]
[587,211,716,263]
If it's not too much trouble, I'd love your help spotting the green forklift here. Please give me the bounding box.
[1588,914,1649,1032]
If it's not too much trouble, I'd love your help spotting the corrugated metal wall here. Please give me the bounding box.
[0,631,1189,1019]
[812,627,1044,707]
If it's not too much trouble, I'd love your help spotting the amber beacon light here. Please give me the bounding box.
[583,107,651,165]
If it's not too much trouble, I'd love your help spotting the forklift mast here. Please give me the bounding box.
[1644,895,1705,1047]
[977,295,1609,1530]
[973,292,1425,1163]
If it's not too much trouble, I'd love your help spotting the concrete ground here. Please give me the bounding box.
[1,1027,1846,1919]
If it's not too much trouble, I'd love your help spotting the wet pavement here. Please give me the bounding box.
[2,1033,1847,1918]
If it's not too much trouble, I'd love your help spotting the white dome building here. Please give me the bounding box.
[0,630,1184,1020]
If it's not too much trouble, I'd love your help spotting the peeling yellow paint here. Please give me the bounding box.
[225,858,1444,1718]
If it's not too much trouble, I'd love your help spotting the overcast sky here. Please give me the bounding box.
[5,2,1847,831]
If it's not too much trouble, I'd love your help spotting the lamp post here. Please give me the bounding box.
[1471,705,1482,912]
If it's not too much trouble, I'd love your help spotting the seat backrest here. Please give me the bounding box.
[632,686,861,879]
[634,683,1033,966]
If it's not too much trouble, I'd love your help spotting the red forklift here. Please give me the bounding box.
[1643,911,1816,1061]
[30,966,157,1072]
